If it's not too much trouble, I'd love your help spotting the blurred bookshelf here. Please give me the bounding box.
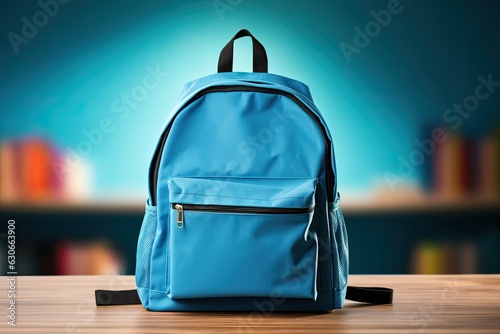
[0,130,499,275]
[347,126,500,275]
[0,205,143,275]
[0,137,142,275]
[342,195,500,214]
[347,200,499,274]
[1,197,498,275]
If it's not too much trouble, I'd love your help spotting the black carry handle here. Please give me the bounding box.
[218,29,268,73]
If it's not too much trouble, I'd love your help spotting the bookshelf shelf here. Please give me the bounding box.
[0,201,144,214]
[341,197,500,215]
[1,196,499,215]
[2,196,498,275]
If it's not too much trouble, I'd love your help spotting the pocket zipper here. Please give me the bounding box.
[173,203,314,229]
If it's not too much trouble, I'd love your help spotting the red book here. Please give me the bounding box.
[458,138,476,196]
[55,241,71,275]
[20,138,53,201]
[479,135,496,198]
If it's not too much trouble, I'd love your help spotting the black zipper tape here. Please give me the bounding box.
[172,203,314,215]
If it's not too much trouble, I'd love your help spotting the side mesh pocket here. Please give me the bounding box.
[135,202,158,289]
[329,193,349,308]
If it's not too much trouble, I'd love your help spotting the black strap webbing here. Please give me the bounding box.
[345,286,394,305]
[217,29,268,73]
[95,285,393,306]
[95,289,141,306]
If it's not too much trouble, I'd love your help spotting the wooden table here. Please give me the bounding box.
[1,275,499,333]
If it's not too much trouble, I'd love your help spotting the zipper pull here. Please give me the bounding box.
[175,204,184,228]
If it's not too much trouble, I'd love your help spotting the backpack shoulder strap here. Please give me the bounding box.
[95,289,140,306]
[95,285,393,306]
[346,286,393,304]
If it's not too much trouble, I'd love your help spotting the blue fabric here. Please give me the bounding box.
[136,71,348,312]
[168,177,317,208]
[168,177,317,300]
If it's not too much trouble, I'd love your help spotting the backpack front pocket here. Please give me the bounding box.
[167,177,318,300]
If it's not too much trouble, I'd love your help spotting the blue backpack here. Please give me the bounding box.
[95,30,392,311]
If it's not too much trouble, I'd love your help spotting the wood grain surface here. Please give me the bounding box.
[1,275,499,333]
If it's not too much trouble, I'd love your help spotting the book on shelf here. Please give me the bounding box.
[479,134,496,198]
[55,240,123,275]
[0,141,19,202]
[458,138,478,195]
[411,241,442,274]
[0,137,90,204]
[428,127,499,200]
[433,131,461,198]
[20,138,53,200]
[410,240,478,274]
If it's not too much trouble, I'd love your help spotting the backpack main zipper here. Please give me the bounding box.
[150,85,335,205]
[172,203,314,228]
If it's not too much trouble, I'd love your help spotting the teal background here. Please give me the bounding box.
[1,0,499,199]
